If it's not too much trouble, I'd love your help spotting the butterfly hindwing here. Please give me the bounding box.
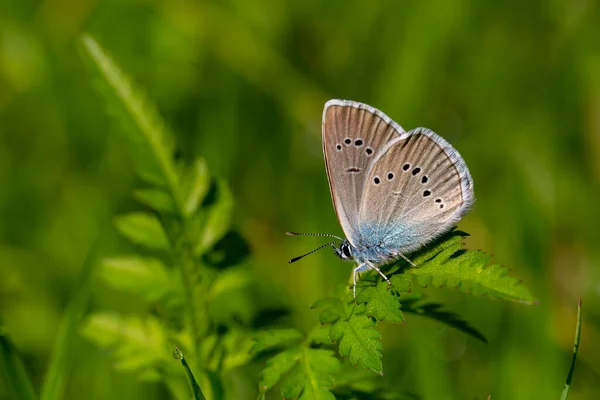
[322,100,406,246]
[357,128,474,253]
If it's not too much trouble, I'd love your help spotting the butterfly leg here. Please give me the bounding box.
[398,253,417,267]
[366,261,391,286]
[353,263,370,299]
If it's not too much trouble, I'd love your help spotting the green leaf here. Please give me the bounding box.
[401,298,487,344]
[179,157,210,217]
[80,35,181,208]
[251,329,304,354]
[330,314,383,375]
[114,212,170,251]
[356,281,405,323]
[333,367,420,399]
[207,268,257,325]
[281,348,339,400]
[99,256,182,306]
[389,274,413,293]
[133,189,177,214]
[307,325,332,346]
[259,347,300,392]
[80,313,172,379]
[220,329,255,370]
[389,230,536,304]
[195,180,233,256]
[311,297,346,325]
[0,319,38,400]
[259,345,340,399]
[560,299,582,400]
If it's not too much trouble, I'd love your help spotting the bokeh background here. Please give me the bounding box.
[1,0,600,399]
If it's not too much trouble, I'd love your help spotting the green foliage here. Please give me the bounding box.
[401,296,488,344]
[0,320,38,400]
[78,32,537,400]
[81,313,173,380]
[258,345,340,399]
[114,212,170,251]
[394,231,536,304]
[330,315,383,374]
[256,229,535,397]
[251,329,304,354]
[99,256,182,305]
[356,281,405,323]
[560,299,582,400]
[40,241,99,400]
[79,35,253,400]
[332,368,420,400]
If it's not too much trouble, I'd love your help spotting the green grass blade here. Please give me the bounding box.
[0,319,38,400]
[39,239,99,400]
[560,298,582,400]
[173,347,205,400]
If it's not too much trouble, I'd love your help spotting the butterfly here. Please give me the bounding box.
[289,100,475,298]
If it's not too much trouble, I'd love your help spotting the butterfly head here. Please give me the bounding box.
[334,240,354,261]
[286,231,347,264]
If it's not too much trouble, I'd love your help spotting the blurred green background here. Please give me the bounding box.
[1,0,599,399]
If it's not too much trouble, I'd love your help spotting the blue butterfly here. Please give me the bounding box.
[289,100,474,298]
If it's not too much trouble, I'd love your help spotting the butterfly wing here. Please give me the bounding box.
[322,100,407,246]
[357,127,474,254]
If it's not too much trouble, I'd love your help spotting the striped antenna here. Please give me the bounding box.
[286,231,344,241]
[288,241,340,264]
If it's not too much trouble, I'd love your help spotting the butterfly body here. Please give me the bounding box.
[289,100,474,298]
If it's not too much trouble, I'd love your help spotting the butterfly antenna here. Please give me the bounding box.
[286,231,344,241]
[289,241,340,264]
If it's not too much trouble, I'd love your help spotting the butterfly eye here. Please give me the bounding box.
[423,190,431,197]
[365,148,373,155]
[387,172,394,180]
[336,144,342,151]
[373,176,381,185]
[421,176,428,184]
[402,163,410,171]
[412,167,421,175]
[439,204,445,209]
[344,138,352,145]
[354,139,363,146]
[342,245,351,258]
[435,198,442,203]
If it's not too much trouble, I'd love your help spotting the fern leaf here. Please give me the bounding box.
[281,348,339,400]
[99,256,182,306]
[311,297,346,324]
[356,281,405,323]
[114,212,170,251]
[388,230,536,304]
[307,325,332,346]
[401,297,488,344]
[80,35,181,209]
[195,180,233,256]
[80,313,172,380]
[333,367,420,399]
[179,157,211,217]
[251,329,304,354]
[133,188,177,214]
[259,347,300,392]
[259,345,340,399]
[329,315,383,375]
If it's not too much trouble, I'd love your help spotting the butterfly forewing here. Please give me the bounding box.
[322,100,406,246]
[358,128,474,253]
